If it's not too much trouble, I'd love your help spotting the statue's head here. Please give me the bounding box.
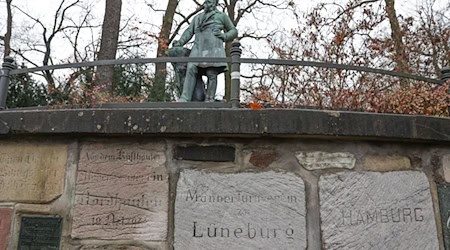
[203,0,218,12]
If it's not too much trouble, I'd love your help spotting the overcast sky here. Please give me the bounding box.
[2,0,446,59]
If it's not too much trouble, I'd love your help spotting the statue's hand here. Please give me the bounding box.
[213,30,225,41]
[173,40,182,47]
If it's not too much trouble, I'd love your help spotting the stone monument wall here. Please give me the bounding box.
[0,108,449,249]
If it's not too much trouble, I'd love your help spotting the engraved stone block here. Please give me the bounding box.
[18,216,62,249]
[72,143,168,240]
[319,171,438,250]
[296,151,355,170]
[0,143,67,202]
[175,170,306,250]
[0,208,12,250]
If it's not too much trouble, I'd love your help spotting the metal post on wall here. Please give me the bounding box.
[0,57,16,109]
[441,66,450,115]
[230,39,242,109]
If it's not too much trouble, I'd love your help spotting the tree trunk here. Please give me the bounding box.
[96,0,122,96]
[153,0,179,101]
[4,0,12,58]
[385,0,410,76]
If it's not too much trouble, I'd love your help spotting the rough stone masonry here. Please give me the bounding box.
[0,108,448,249]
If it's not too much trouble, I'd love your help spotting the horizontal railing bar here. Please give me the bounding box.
[240,58,444,84]
[9,57,443,84]
[9,57,232,75]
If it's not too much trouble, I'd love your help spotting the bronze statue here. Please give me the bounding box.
[172,0,238,102]
[165,46,206,101]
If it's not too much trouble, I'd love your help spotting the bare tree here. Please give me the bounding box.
[12,0,82,92]
[240,0,449,115]
[384,0,410,75]
[152,0,179,101]
[221,0,294,100]
[96,0,122,96]
[2,0,13,58]
[411,0,450,78]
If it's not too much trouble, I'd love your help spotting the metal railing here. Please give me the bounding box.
[1,40,449,111]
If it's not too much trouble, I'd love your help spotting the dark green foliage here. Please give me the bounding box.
[113,63,174,102]
[147,75,168,102]
[6,72,48,108]
[114,63,149,98]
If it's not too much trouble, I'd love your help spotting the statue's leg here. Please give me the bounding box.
[179,63,198,101]
[205,68,219,102]
[192,75,206,101]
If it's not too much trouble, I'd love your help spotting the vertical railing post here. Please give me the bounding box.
[230,39,242,109]
[0,57,15,109]
[441,66,450,115]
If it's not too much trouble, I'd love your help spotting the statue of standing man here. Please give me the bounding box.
[173,0,238,102]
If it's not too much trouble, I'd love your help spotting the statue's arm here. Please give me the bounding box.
[176,18,196,46]
[222,14,238,42]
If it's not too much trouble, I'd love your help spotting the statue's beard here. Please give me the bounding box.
[204,5,215,12]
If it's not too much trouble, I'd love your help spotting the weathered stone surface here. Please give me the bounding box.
[0,142,67,202]
[80,246,147,250]
[72,143,168,240]
[443,154,450,182]
[175,170,306,250]
[361,155,411,171]
[2,109,450,143]
[249,151,277,168]
[296,151,355,170]
[319,171,438,250]
[0,208,12,250]
[438,184,450,249]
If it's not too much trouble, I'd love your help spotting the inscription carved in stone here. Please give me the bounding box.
[72,143,168,240]
[319,171,438,250]
[0,143,67,202]
[175,170,306,250]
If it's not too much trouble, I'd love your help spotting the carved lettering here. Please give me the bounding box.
[414,208,423,221]
[72,144,168,240]
[77,170,164,183]
[192,222,295,240]
[184,190,298,204]
[338,207,426,227]
[85,149,160,163]
[89,213,148,230]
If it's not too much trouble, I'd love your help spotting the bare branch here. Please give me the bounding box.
[330,0,380,22]
[169,6,203,43]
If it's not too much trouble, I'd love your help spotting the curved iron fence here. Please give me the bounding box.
[7,57,445,85]
[1,40,449,110]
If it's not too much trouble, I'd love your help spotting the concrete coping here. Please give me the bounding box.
[0,108,449,143]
